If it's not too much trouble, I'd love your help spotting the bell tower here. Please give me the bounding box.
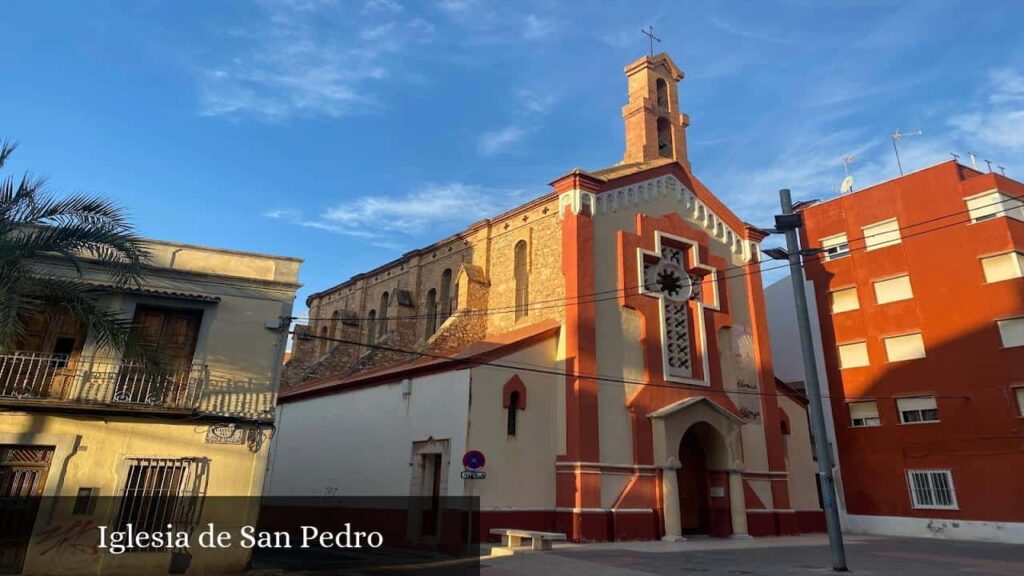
[621,53,690,168]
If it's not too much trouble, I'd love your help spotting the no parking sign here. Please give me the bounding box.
[461,450,486,479]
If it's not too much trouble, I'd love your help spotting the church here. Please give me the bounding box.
[266,52,824,542]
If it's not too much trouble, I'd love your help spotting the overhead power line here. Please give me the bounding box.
[291,331,971,402]
[292,190,1023,324]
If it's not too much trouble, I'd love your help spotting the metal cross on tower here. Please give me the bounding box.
[641,25,661,56]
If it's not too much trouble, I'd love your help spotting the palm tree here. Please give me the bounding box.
[0,139,156,362]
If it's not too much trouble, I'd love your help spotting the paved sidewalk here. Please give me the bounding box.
[480,534,1024,576]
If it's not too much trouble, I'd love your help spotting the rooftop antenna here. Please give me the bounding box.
[840,155,856,194]
[984,159,993,173]
[950,152,960,162]
[968,151,979,170]
[891,129,922,176]
[998,165,1006,176]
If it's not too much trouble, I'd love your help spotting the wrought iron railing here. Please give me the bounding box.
[0,352,208,410]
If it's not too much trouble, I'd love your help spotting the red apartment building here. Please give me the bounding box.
[796,161,1024,542]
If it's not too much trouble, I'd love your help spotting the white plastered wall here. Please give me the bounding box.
[464,336,562,509]
[264,370,471,497]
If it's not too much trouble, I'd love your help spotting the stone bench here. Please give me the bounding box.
[489,528,567,551]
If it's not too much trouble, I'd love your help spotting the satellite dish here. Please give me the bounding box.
[840,175,854,194]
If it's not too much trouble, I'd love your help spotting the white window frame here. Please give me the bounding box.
[883,332,926,362]
[906,469,958,510]
[820,233,850,261]
[830,286,860,313]
[848,401,881,428]
[837,341,870,369]
[873,274,914,305]
[980,251,1024,284]
[964,190,1024,223]
[1014,386,1024,418]
[996,316,1024,348]
[862,218,902,251]
[896,395,939,424]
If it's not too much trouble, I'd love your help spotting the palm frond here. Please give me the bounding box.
[0,137,155,360]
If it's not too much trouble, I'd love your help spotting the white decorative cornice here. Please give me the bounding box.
[558,189,597,218]
[595,174,753,262]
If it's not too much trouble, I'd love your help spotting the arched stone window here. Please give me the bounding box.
[503,375,527,437]
[657,116,673,158]
[319,325,329,355]
[366,310,377,344]
[439,269,453,320]
[425,288,438,337]
[379,292,390,338]
[514,240,529,320]
[329,310,340,339]
[656,78,668,108]
[780,408,791,459]
[507,392,520,436]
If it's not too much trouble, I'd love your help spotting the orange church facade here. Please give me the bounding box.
[797,162,1024,542]
[271,53,824,542]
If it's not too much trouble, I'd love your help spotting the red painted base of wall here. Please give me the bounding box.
[481,509,824,542]
[747,510,825,536]
[797,510,827,533]
[479,510,557,542]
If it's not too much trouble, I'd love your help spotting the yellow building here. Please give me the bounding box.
[0,239,301,575]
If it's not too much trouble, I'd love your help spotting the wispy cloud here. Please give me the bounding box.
[950,68,1024,153]
[477,125,528,155]
[517,88,557,114]
[708,15,792,45]
[710,125,957,223]
[523,14,556,40]
[266,182,527,247]
[196,2,431,120]
[363,0,402,14]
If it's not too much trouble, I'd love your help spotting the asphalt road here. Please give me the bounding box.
[479,534,1024,576]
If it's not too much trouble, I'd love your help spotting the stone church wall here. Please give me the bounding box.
[285,195,564,388]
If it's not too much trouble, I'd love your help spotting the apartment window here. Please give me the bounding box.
[115,458,207,551]
[981,252,1024,283]
[837,342,869,369]
[884,333,926,362]
[965,191,1024,223]
[873,275,914,304]
[997,317,1024,348]
[897,396,939,424]
[907,470,957,509]
[848,401,881,427]
[1014,387,1024,417]
[830,287,860,313]
[821,233,850,261]
[862,218,901,251]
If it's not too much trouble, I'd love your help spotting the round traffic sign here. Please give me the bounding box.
[462,450,486,470]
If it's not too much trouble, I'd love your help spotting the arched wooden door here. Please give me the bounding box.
[677,428,711,534]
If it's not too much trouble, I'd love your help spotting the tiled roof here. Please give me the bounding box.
[280,319,561,402]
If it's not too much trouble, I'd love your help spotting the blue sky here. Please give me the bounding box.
[3,0,1023,314]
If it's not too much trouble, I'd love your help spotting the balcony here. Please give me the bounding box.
[0,352,208,411]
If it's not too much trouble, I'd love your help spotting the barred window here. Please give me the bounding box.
[115,457,207,552]
[907,470,957,509]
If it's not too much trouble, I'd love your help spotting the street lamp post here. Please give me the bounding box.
[768,188,849,572]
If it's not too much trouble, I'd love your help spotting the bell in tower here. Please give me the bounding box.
[620,53,690,168]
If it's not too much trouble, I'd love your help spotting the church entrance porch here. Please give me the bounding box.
[649,396,749,541]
